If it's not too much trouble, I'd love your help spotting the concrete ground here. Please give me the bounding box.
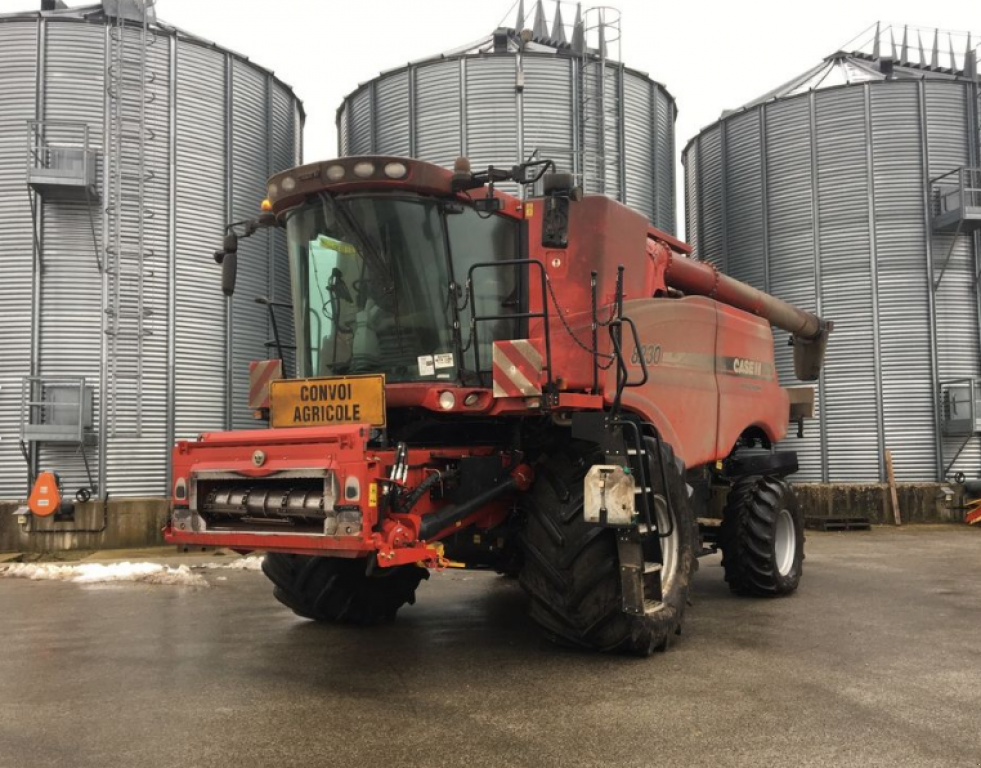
[0,527,979,768]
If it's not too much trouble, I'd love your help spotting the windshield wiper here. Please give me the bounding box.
[320,192,404,347]
[319,193,391,291]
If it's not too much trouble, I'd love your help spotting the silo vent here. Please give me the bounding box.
[493,28,509,53]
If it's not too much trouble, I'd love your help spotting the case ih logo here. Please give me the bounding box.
[725,357,773,380]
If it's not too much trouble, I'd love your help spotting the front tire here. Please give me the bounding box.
[261,553,428,625]
[719,475,804,596]
[519,438,697,655]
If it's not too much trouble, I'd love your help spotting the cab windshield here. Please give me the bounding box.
[286,194,519,383]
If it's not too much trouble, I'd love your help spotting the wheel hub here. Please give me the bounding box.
[774,508,796,576]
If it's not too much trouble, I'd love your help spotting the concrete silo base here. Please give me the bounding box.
[792,483,966,525]
[0,498,171,555]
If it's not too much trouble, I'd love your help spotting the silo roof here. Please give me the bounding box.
[0,0,305,119]
[337,1,674,120]
[724,22,979,117]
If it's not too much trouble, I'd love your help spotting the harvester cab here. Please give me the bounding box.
[167,154,831,655]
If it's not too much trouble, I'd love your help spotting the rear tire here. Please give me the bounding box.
[719,475,804,596]
[518,438,697,655]
[261,553,428,625]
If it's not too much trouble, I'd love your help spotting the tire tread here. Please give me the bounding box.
[261,554,428,625]
[719,475,804,597]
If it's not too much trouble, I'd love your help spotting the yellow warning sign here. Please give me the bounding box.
[270,374,386,428]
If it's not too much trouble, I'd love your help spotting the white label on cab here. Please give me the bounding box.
[433,353,454,369]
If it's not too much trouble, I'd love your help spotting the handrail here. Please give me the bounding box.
[929,167,981,219]
[467,259,553,391]
[19,376,89,443]
[26,119,97,175]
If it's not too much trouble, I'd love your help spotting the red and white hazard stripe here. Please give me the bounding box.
[249,359,283,409]
[492,339,543,398]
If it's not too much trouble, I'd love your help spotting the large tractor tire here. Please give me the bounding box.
[261,553,428,625]
[519,438,697,655]
[719,475,804,596]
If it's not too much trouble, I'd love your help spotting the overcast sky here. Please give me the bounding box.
[4,0,978,228]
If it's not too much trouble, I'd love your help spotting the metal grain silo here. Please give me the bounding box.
[0,0,303,500]
[335,1,677,232]
[683,24,981,482]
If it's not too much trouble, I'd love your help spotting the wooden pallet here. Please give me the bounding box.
[805,516,871,532]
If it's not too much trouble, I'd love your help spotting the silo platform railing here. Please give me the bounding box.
[19,376,99,497]
[939,378,981,478]
[930,166,981,291]
[25,120,99,201]
[930,166,981,233]
[19,376,97,446]
[25,119,102,274]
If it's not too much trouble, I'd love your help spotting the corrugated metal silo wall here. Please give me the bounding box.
[0,20,38,496]
[0,18,301,499]
[231,60,271,430]
[174,43,302,440]
[684,80,981,482]
[271,81,300,379]
[655,87,676,233]
[337,53,676,233]
[36,20,109,494]
[466,56,519,198]
[175,40,227,440]
[413,61,461,168]
[228,61,303,431]
[375,71,410,158]
[523,56,574,180]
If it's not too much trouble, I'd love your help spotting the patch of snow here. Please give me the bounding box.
[195,556,265,572]
[0,561,208,587]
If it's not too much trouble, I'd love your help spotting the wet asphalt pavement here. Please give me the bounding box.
[0,526,979,768]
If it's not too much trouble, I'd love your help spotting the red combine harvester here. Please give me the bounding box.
[167,156,830,654]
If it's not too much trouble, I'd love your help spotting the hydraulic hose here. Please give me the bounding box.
[418,474,522,541]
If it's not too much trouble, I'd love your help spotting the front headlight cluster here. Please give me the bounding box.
[267,158,413,207]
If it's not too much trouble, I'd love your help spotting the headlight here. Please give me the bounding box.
[325,164,345,181]
[384,161,408,179]
[353,161,375,179]
[438,391,456,410]
[280,175,296,192]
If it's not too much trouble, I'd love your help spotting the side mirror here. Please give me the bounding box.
[220,232,239,295]
[542,195,570,248]
[221,251,238,296]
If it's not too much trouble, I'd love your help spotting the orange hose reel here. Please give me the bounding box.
[28,471,62,517]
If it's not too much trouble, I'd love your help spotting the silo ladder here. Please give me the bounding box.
[104,0,156,439]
